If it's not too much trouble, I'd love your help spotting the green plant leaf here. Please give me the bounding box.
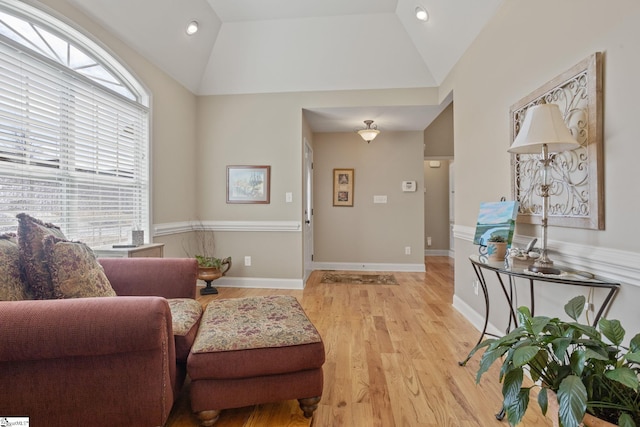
[564,296,585,321]
[513,346,540,368]
[552,337,572,360]
[530,316,552,336]
[618,413,636,427]
[538,387,549,416]
[464,338,494,363]
[557,375,587,427]
[502,368,524,407]
[569,350,586,377]
[605,367,639,391]
[625,351,640,364]
[517,306,532,326]
[505,388,530,426]
[599,318,625,346]
[629,333,640,353]
[568,323,600,340]
[583,347,610,362]
[476,346,508,383]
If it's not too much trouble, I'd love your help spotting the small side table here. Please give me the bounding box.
[93,243,165,258]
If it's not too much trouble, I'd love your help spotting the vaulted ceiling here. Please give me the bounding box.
[67,0,503,132]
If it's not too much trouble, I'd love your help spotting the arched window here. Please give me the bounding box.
[0,1,150,246]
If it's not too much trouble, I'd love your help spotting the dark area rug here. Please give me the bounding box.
[320,272,398,285]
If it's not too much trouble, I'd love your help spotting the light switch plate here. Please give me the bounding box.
[373,195,387,203]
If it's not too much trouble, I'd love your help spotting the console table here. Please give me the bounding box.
[462,255,620,365]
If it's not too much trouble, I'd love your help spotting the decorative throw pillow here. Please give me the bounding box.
[43,236,116,298]
[17,213,68,299]
[0,233,31,301]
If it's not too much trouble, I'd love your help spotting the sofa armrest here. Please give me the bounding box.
[99,257,198,299]
[0,297,176,426]
[0,297,174,361]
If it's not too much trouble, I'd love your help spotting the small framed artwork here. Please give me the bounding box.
[333,168,354,207]
[226,165,271,204]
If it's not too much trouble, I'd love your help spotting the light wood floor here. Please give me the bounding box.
[165,257,551,427]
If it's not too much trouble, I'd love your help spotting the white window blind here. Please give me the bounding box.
[0,10,149,247]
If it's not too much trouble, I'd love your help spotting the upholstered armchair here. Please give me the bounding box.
[0,257,198,427]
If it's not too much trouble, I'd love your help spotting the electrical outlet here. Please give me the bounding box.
[405,246,411,255]
[427,236,432,247]
[244,256,251,266]
[473,280,479,296]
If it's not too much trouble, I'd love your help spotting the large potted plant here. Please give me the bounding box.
[468,295,640,427]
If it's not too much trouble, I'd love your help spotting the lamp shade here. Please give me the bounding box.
[357,120,380,143]
[358,129,380,142]
[508,104,580,154]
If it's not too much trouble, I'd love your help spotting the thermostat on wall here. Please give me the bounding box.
[402,181,417,192]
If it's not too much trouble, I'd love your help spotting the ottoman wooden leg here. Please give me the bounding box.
[298,396,321,418]
[197,409,221,426]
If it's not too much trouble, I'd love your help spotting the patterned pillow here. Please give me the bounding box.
[43,236,116,298]
[17,213,68,299]
[0,233,31,301]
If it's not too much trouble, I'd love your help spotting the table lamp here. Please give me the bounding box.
[508,103,580,274]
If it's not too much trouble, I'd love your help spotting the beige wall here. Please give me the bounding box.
[423,103,454,253]
[423,161,450,252]
[39,0,198,233]
[195,89,437,278]
[450,0,640,332]
[313,131,424,265]
[424,102,454,158]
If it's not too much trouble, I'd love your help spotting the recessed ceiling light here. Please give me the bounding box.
[186,20,199,35]
[415,6,429,22]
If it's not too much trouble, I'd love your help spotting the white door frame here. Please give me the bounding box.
[303,139,314,282]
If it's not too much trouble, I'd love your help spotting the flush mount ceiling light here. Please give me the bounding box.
[186,20,199,35]
[415,6,429,22]
[356,120,380,143]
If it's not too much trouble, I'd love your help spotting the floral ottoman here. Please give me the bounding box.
[187,295,324,426]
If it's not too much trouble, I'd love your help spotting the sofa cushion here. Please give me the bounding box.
[168,298,203,362]
[0,233,31,301]
[17,213,67,299]
[43,236,116,298]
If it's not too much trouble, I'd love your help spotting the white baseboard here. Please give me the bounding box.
[424,249,450,256]
[312,262,426,273]
[203,276,304,290]
[452,295,502,338]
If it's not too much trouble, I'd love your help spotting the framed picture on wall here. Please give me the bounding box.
[333,168,354,207]
[226,165,271,204]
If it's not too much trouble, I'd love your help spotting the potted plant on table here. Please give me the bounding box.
[486,233,508,262]
[467,295,640,427]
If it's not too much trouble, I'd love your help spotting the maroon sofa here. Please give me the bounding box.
[0,257,198,427]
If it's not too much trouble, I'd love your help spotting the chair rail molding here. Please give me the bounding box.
[154,220,302,236]
[453,224,640,288]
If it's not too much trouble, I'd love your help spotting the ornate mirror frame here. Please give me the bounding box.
[510,52,604,230]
